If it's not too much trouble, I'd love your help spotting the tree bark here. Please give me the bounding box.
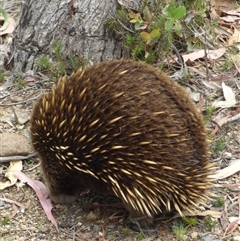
[10,0,141,73]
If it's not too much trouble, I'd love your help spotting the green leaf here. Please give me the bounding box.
[149,37,159,46]
[143,6,152,22]
[0,7,9,31]
[150,29,160,39]
[140,31,151,43]
[128,12,135,19]
[134,13,141,21]
[165,19,173,31]
[174,22,182,36]
[165,4,175,15]
[171,6,186,20]
[130,19,137,23]
[135,22,142,30]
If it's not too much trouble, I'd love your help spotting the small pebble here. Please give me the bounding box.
[92,224,100,233]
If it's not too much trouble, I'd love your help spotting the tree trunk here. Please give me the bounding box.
[10,0,141,73]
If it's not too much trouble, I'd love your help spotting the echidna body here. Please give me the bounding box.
[31,59,212,225]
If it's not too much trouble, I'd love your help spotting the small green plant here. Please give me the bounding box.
[104,16,118,30]
[68,56,89,71]
[204,105,215,123]
[214,197,224,207]
[122,227,131,236]
[42,40,89,77]
[80,200,92,211]
[52,61,66,77]
[0,69,5,82]
[127,7,161,61]
[36,221,44,232]
[137,231,145,240]
[117,6,130,24]
[163,4,186,36]
[129,8,160,46]
[172,217,198,239]
[125,34,138,49]
[15,73,26,89]
[24,158,35,167]
[212,137,226,153]
[183,216,197,228]
[104,0,213,63]
[49,40,67,77]
[228,44,239,55]
[122,3,187,62]
[0,217,10,226]
[51,39,64,61]
[172,220,187,240]
[204,215,217,231]
[37,55,52,70]
[220,58,234,71]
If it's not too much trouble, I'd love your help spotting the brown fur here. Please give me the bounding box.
[31,59,212,226]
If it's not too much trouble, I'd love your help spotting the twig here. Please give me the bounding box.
[204,31,209,81]
[172,44,185,68]
[0,197,26,208]
[116,18,135,33]
[0,94,42,106]
[0,153,37,163]
[224,112,240,125]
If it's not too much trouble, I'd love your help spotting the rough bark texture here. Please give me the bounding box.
[11,0,141,73]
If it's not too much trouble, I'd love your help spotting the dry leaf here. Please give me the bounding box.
[228,28,240,45]
[213,82,236,108]
[225,218,240,236]
[202,80,221,90]
[185,87,200,102]
[181,48,226,63]
[213,0,237,15]
[0,160,22,190]
[210,159,240,180]
[221,15,240,22]
[172,210,221,219]
[0,16,15,35]
[211,114,231,136]
[14,171,58,231]
[225,9,240,16]
[229,54,240,73]
[230,216,240,224]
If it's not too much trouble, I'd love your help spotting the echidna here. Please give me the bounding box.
[30,59,212,226]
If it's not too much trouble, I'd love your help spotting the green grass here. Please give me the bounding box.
[0,217,10,226]
[214,197,224,207]
[204,105,215,123]
[212,137,227,153]
[122,227,131,236]
[15,73,26,89]
[0,69,5,82]
[183,216,197,228]
[204,215,217,231]
[172,220,187,239]
[137,232,145,239]
[37,55,52,70]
